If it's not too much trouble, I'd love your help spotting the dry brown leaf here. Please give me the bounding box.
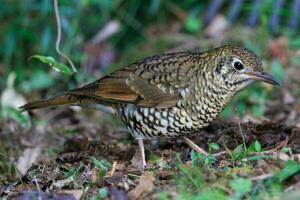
[91,168,99,182]
[17,146,42,175]
[128,171,155,200]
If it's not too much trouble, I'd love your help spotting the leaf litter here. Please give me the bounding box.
[1,113,300,199]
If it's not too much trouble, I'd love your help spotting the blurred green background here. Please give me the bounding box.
[1,0,300,123]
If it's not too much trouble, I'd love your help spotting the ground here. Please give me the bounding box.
[1,107,300,199]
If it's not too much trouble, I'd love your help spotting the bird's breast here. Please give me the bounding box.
[118,79,233,139]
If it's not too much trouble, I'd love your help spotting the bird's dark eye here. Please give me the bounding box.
[233,61,244,71]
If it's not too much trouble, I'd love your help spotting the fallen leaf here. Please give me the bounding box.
[128,171,155,200]
[17,147,42,175]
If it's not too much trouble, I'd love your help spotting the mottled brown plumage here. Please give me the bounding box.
[20,45,279,167]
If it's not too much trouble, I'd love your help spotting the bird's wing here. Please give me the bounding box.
[69,52,199,108]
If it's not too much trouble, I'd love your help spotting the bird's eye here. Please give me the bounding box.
[233,61,244,71]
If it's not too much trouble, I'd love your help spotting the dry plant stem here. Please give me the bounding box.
[183,136,227,157]
[237,115,247,152]
[51,176,74,189]
[109,161,117,177]
[212,151,227,157]
[250,137,289,156]
[251,172,274,181]
[184,136,289,158]
[183,136,209,156]
[53,0,77,73]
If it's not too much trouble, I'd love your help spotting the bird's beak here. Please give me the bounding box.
[245,71,280,86]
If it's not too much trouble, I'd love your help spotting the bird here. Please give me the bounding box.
[20,45,279,168]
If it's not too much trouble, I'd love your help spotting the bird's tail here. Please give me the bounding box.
[19,94,76,112]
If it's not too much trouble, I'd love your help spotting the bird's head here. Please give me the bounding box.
[211,45,279,92]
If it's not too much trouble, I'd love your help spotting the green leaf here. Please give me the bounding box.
[190,150,199,166]
[245,154,272,161]
[65,167,78,177]
[281,147,289,153]
[184,15,201,33]
[230,178,252,194]
[91,157,111,171]
[91,188,108,200]
[21,70,55,92]
[0,107,29,125]
[196,189,226,200]
[251,104,265,116]
[98,188,108,199]
[208,143,220,150]
[232,144,245,161]
[31,55,73,75]
[276,160,300,182]
[254,140,261,152]
[190,150,215,166]
[158,191,169,200]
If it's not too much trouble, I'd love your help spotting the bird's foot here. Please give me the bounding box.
[131,149,146,170]
[131,139,147,170]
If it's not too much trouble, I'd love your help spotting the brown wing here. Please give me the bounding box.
[69,52,198,108]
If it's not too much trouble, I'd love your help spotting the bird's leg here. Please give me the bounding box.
[138,138,146,167]
[183,136,209,156]
[131,138,147,169]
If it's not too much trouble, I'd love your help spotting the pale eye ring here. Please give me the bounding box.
[233,60,244,71]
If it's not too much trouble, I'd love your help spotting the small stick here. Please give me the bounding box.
[251,172,274,181]
[109,161,117,177]
[183,136,209,156]
[183,136,227,157]
[249,137,289,155]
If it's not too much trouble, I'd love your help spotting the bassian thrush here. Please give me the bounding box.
[20,45,279,167]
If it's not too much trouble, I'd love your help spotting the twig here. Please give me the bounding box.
[183,136,209,156]
[109,161,117,177]
[249,137,289,156]
[251,172,274,181]
[54,0,77,73]
[212,151,227,157]
[183,136,227,157]
[127,173,141,178]
[51,176,74,189]
[34,175,41,192]
[237,115,247,152]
